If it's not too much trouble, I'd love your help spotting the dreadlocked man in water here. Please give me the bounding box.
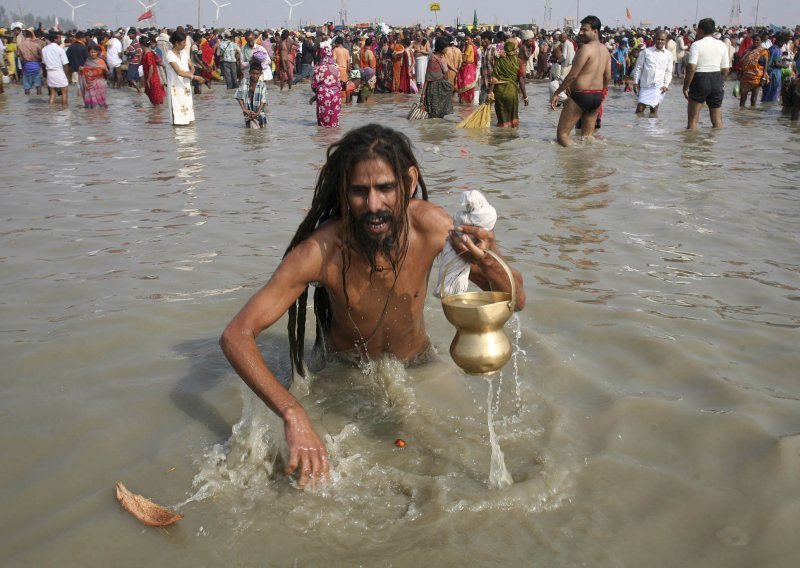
[220,124,525,487]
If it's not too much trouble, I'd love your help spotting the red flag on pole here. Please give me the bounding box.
[626,8,632,21]
[138,9,153,22]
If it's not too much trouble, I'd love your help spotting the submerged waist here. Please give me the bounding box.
[324,336,436,367]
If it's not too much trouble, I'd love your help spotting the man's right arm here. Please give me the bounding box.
[631,50,645,85]
[219,237,329,486]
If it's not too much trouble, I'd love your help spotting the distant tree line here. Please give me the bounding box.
[0,6,76,31]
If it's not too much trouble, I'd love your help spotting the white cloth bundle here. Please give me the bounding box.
[434,190,497,298]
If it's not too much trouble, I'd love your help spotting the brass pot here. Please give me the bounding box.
[440,250,516,375]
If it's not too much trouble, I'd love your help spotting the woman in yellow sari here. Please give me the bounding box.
[5,38,18,82]
[484,40,528,128]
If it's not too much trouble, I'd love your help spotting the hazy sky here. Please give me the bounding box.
[4,0,798,30]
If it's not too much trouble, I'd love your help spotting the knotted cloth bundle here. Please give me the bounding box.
[434,190,497,298]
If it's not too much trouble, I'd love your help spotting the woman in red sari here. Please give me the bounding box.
[398,38,414,93]
[140,36,165,106]
[199,36,215,83]
[457,36,478,103]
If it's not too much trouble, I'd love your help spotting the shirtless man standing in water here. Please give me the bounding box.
[550,15,611,147]
[220,124,525,487]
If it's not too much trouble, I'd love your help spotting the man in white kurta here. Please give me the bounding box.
[559,32,575,79]
[42,32,70,105]
[631,31,673,116]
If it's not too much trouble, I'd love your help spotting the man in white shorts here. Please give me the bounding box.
[42,32,69,106]
[683,18,730,129]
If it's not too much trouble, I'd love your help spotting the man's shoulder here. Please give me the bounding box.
[409,199,451,233]
[584,40,605,54]
[285,220,343,265]
[305,218,343,244]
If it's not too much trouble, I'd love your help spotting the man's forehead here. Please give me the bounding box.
[349,158,399,184]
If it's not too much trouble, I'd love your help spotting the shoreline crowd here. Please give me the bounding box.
[2,17,799,136]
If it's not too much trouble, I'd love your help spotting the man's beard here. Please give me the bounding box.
[352,210,398,271]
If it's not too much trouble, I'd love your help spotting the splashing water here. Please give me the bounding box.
[486,376,514,489]
[486,314,528,489]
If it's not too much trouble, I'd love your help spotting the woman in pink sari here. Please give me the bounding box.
[457,36,478,103]
[310,46,341,128]
[79,43,109,108]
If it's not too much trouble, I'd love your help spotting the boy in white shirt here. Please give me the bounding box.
[42,32,69,105]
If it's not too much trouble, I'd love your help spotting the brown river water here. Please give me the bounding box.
[1,79,799,567]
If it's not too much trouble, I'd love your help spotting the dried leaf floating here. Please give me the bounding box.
[115,481,184,527]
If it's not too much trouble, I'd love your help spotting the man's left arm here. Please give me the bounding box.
[61,48,69,77]
[452,225,526,311]
[663,51,673,89]
[720,44,731,78]
[417,202,525,311]
[255,83,268,115]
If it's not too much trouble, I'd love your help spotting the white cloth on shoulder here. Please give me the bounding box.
[434,190,497,298]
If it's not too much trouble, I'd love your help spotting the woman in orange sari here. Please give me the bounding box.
[457,35,478,103]
[738,33,768,107]
[392,37,406,92]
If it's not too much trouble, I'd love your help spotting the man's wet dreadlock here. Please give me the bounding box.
[284,124,429,376]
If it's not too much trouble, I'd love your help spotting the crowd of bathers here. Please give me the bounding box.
[2,19,798,120]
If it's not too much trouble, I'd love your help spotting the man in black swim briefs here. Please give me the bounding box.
[569,89,604,112]
[550,15,611,146]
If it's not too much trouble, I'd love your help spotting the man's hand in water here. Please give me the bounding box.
[282,402,329,488]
